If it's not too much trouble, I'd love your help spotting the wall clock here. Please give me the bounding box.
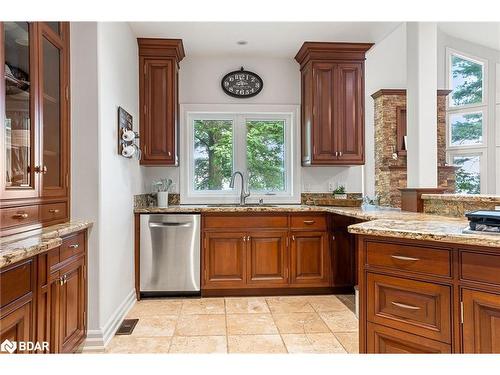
[221,67,263,98]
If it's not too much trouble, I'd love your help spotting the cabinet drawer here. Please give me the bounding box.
[366,241,451,277]
[367,322,451,354]
[460,251,500,285]
[60,232,85,262]
[290,214,327,230]
[40,202,67,223]
[0,259,33,308]
[1,205,39,229]
[204,215,288,229]
[367,273,451,343]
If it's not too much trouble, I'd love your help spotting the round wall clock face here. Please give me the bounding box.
[221,67,263,98]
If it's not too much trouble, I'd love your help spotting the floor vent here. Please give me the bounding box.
[115,319,139,335]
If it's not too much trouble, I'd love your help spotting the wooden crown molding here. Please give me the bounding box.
[294,41,374,69]
[371,89,453,99]
[137,38,185,63]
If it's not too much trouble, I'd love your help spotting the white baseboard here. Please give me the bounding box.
[82,289,136,352]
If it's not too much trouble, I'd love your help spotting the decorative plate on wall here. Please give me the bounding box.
[221,67,263,98]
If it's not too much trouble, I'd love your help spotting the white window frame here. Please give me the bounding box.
[446,149,487,194]
[180,104,301,205]
[446,48,489,193]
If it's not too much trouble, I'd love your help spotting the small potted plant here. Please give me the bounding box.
[333,185,347,200]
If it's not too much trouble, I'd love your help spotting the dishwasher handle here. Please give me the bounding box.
[149,222,193,228]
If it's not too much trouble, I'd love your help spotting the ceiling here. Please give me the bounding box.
[129,22,400,58]
[437,22,500,52]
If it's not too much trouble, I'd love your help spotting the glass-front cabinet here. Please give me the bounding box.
[1,22,70,235]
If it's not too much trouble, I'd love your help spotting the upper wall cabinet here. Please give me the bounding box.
[138,38,185,166]
[295,42,373,166]
[1,22,70,236]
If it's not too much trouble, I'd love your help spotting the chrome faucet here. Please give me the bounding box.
[230,171,250,206]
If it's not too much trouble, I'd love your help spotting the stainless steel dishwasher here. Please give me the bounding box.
[140,214,200,297]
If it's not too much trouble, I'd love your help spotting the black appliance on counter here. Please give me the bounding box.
[465,210,500,232]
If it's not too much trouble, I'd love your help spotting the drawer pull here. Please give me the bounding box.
[303,220,315,225]
[391,301,421,310]
[68,244,79,249]
[391,255,420,262]
[49,209,60,214]
[13,213,29,219]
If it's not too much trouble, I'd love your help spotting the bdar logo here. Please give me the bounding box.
[1,339,17,353]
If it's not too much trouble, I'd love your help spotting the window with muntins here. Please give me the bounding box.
[446,48,488,194]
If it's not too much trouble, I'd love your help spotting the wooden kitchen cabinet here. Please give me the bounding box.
[138,38,184,166]
[247,231,288,286]
[290,231,330,287]
[204,231,247,288]
[54,255,86,353]
[0,229,88,354]
[462,289,500,353]
[1,22,70,236]
[295,42,372,166]
[201,213,330,294]
[357,235,500,354]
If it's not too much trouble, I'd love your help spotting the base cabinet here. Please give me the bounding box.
[0,301,33,353]
[202,214,330,293]
[204,232,246,288]
[367,323,451,354]
[0,229,87,354]
[290,231,329,287]
[358,235,500,354]
[462,289,500,353]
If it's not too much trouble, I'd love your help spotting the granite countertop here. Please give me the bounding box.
[135,204,500,248]
[0,221,93,268]
[348,218,500,248]
[421,193,500,203]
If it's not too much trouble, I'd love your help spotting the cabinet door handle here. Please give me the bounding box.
[339,152,342,157]
[303,220,315,225]
[59,275,67,286]
[68,244,79,249]
[242,236,246,242]
[391,301,421,311]
[291,235,295,241]
[49,209,60,214]
[13,213,29,219]
[391,255,419,262]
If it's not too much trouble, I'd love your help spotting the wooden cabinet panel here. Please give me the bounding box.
[247,231,288,285]
[204,232,246,288]
[337,63,364,163]
[332,214,359,288]
[57,256,86,353]
[1,205,40,231]
[141,59,175,164]
[367,322,451,354]
[290,214,327,231]
[312,62,337,162]
[204,214,288,230]
[40,202,67,223]
[138,39,184,166]
[366,241,451,277]
[0,259,33,308]
[0,301,33,353]
[290,231,329,287]
[367,273,451,343]
[462,289,500,353]
[460,251,500,285]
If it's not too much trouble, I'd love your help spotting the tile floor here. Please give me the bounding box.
[106,294,358,354]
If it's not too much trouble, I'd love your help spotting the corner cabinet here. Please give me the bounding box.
[0,22,70,236]
[295,42,372,166]
[138,38,185,166]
